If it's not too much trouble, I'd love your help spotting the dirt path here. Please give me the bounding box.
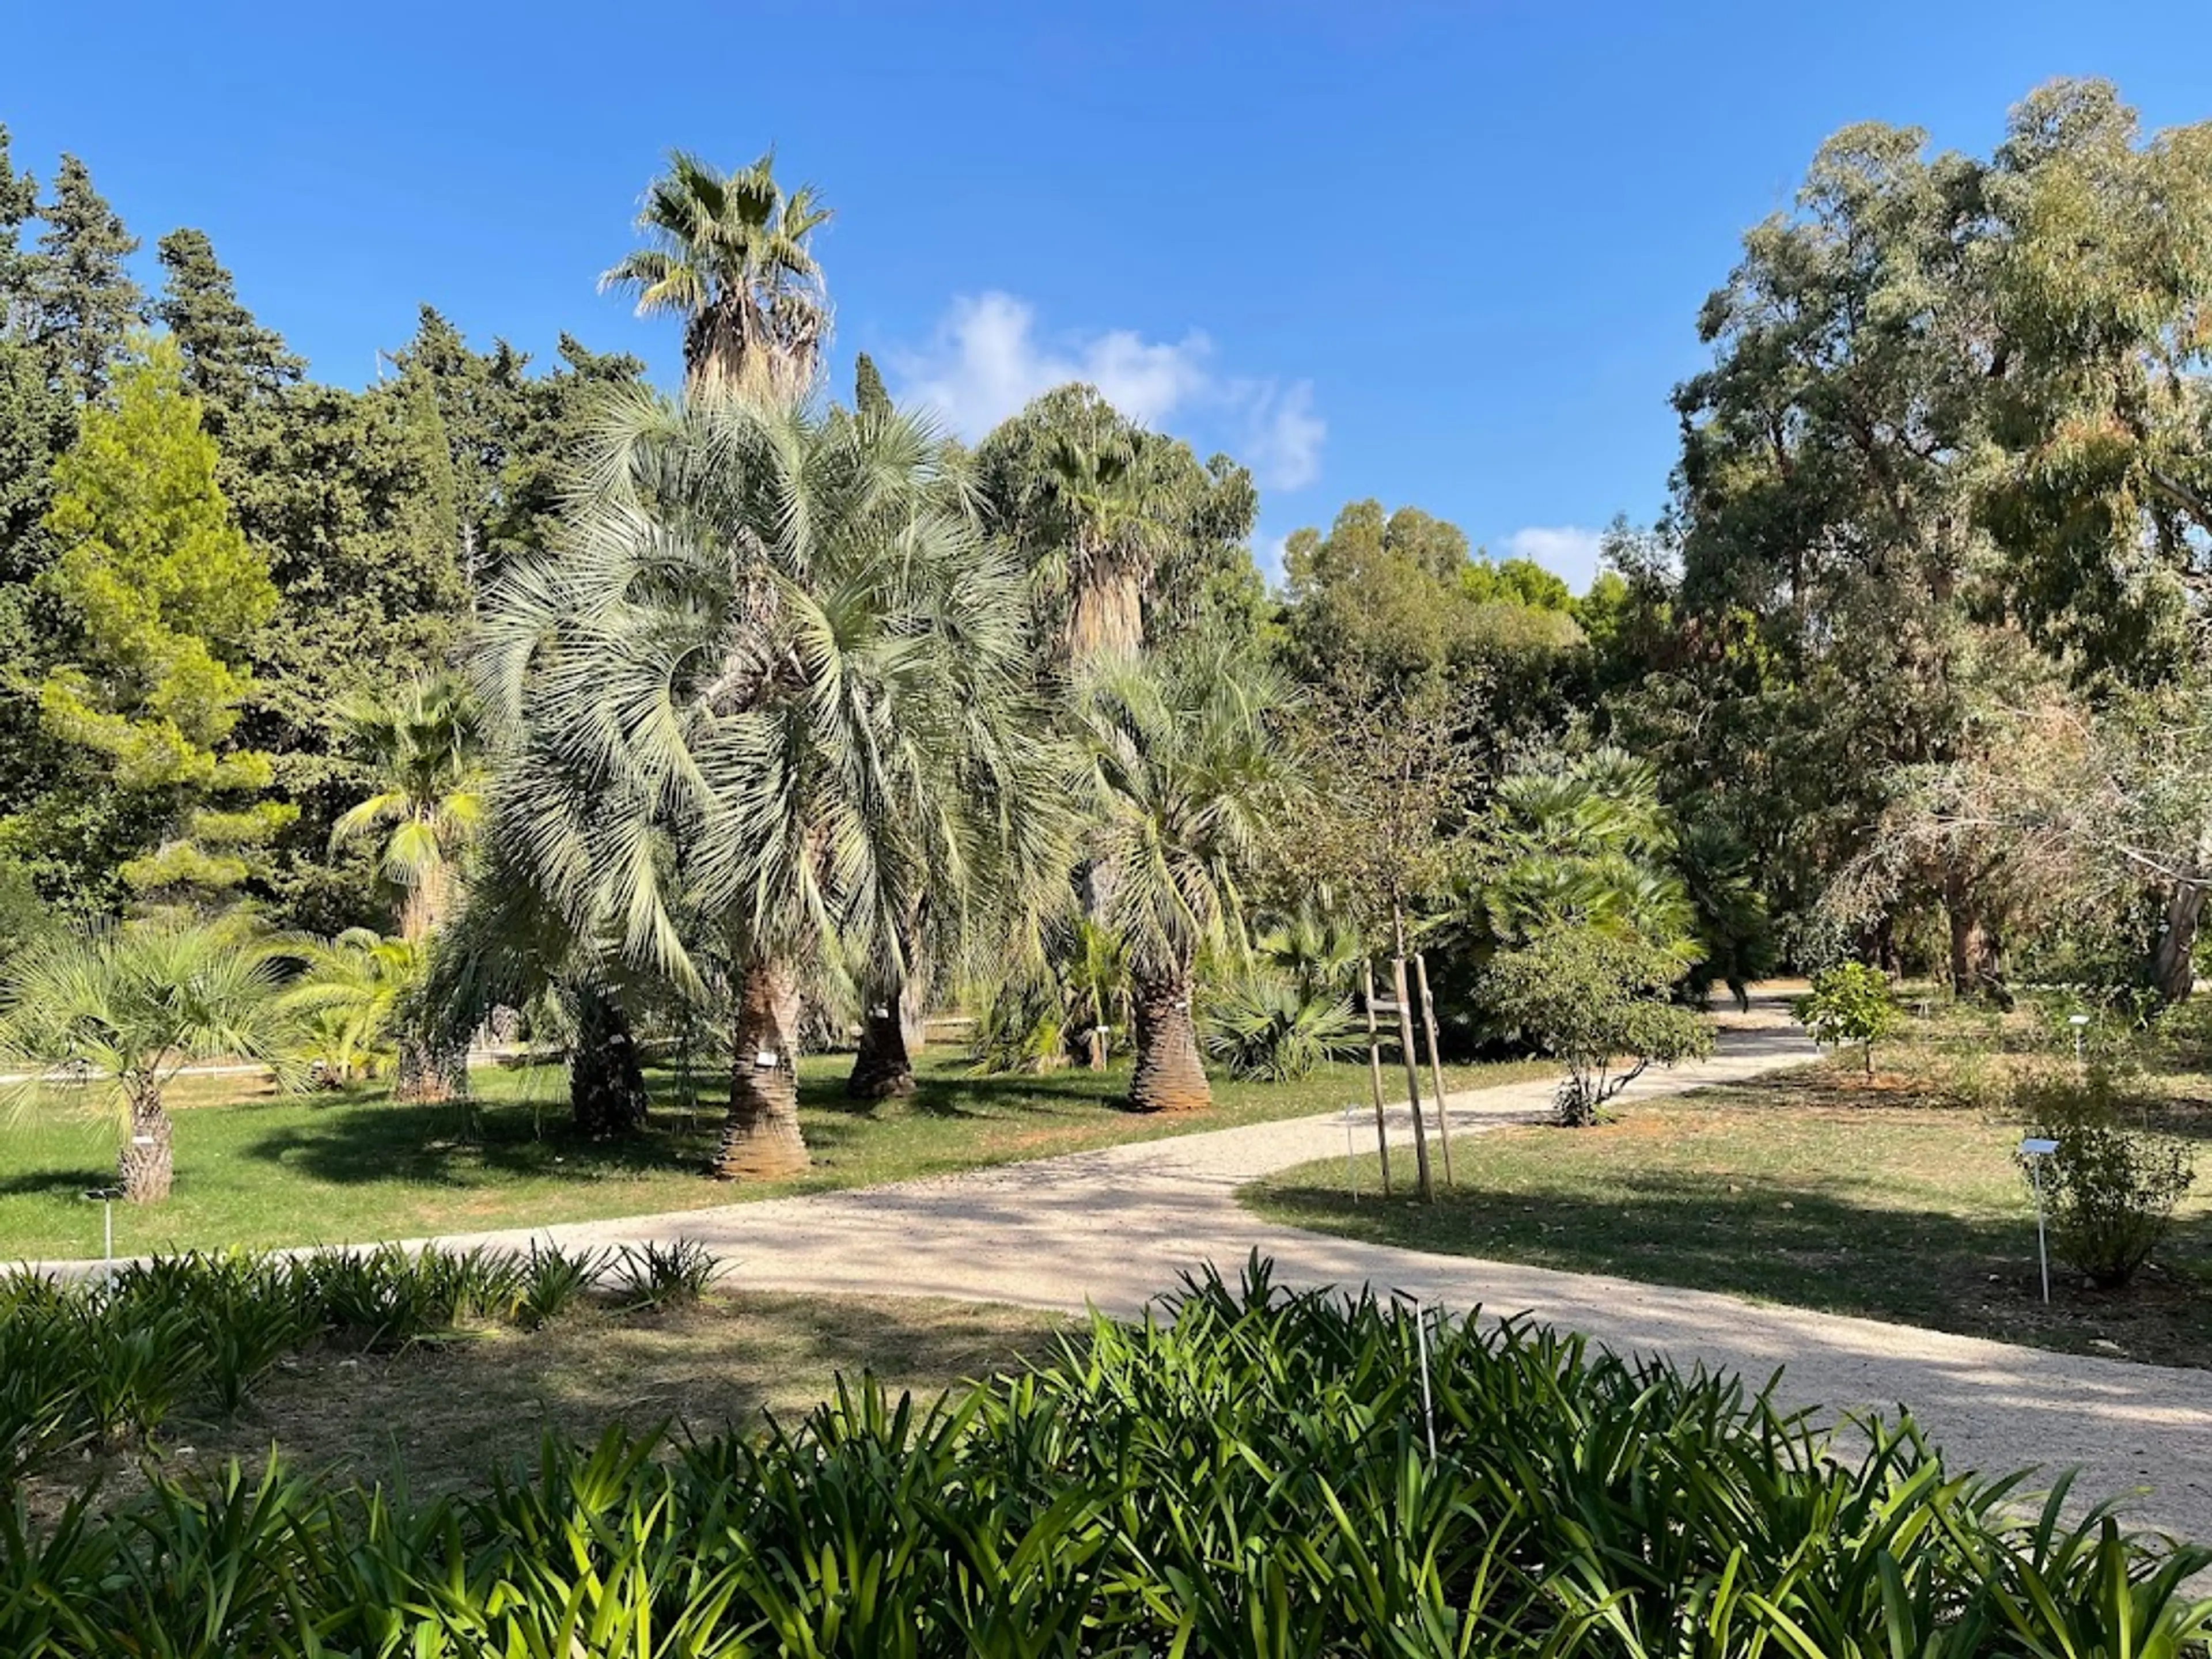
[420,1005,2212,1547]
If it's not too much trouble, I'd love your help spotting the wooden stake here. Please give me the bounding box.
[1361,960,1392,1196]
[1414,950,1453,1188]
[1392,955,1434,1202]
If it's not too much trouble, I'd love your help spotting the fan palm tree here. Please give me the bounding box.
[282,927,419,1085]
[1074,652,1294,1113]
[1041,430,1177,665]
[601,149,832,402]
[330,672,486,946]
[330,672,486,1103]
[474,384,1039,1178]
[0,916,301,1202]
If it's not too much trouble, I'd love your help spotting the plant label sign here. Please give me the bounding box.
[2021,1137,2058,1156]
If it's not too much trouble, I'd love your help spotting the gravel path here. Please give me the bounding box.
[420,1007,2212,1546]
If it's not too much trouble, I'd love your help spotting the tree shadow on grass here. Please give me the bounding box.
[0,1166,109,1199]
[1259,1168,2212,1370]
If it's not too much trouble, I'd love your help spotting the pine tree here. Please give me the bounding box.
[153,229,301,436]
[28,337,289,909]
[32,156,142,400]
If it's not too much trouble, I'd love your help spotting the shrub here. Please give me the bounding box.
[1484,926,1713,1125]
[0,1260,2206,1655]
[615,1237,719,1308]
[1794,961,1901,1075]
[2014,1069,2196,1288]
[1200,964,1359,1082]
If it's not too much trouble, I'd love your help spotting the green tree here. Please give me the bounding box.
[1794,962,1901,1077]
[476,384,1039,1177]
[1073,652,1296,1113]
[30,156,142,402]
[329,672,485,1103]
[153,228,302,435]
[601,150,831,400]
[29,338,288,911]
[974,385,1263,671]
[0,915,300,1202]
[1484,926,1712,1126]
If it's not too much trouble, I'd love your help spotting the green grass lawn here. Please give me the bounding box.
[0,1049,1544,1262]
[1247,1059,2212,1369]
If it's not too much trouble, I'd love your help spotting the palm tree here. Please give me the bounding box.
[1041,429,1176,665]
[1074,652,1294,1113]
[330,672,485,1103]
[601,150,831,402]
[474,384,1039,1178]
[331,672,486,946]
[283,927,419,1085]
[0,916,300,1203]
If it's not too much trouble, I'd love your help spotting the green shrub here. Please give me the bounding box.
[614,1237,719,1308]
[1484,926,1712,1125]
[1794,961,1902,1075]
[2014,1069,2196,1288]
[1200,963,1359,1082]
[0,1259,2206,1656]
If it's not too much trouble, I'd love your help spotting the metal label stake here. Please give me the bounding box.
[2021,1137,2058,1303]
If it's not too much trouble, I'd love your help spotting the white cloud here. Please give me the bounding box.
[1255,532,1291,582]
[1502,525,1607,590]
[891,292,1324,490]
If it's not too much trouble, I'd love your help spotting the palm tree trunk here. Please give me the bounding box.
[1069,572,1144,665]
[118,1084,172,1204]
[393,1035,467,1105]
[847,974,922,1100]
[1128,969,1210,1113]
[571,986,648,1137]
[715,958,809,1179]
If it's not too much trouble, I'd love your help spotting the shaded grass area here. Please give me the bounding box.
[44,1290,1073,1509]
[1248,1059,2212,1369]
[0,1050,1544,1261]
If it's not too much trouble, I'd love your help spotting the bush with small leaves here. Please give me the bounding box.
[1794,961,1901,1076]
[2015,1069,2195,1288]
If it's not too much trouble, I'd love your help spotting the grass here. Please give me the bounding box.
[1248,1031,2212,1369]
[108,1289,1074,1502]
[0,1048,1544,1262]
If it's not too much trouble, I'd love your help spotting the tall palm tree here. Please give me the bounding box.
[601,150,832,402]
[1074,652,1294,1113]
[474,384,1039,1178]
[0,916,300,1203]
[1041,430,1176,666]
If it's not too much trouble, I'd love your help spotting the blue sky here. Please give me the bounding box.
[7,1,2212,590]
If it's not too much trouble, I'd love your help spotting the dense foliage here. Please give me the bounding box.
[0,1257,2203,1656]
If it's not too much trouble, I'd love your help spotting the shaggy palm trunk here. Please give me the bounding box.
[2153,880,2206,1003]
[394,1037,468,1105]
[118,1085,172,1204]
[847,975,923,1100]
[716,959,809,1179]
[1129,969,1210,1113]
[1066,563,1143,665]
[571,987,648,1137]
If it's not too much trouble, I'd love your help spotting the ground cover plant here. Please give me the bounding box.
[0,1051,1542,1263]
[1249,1003,2212,1367]
[1,1258,2205,1656]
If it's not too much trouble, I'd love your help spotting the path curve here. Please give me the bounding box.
[403,1006,2212,1546]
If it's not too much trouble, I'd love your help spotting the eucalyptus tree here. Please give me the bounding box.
[474,384,1037,1177]
[1074,650,1296,1113]
[601,150,831,402]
